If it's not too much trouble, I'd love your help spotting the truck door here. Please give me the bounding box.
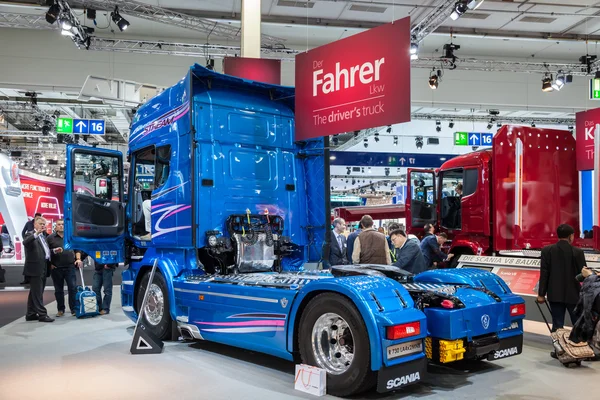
[406,169,437,234]
[64,145,125,264]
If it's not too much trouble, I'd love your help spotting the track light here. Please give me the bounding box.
[111,6,130,31]
[386,125,392,134]
[415,136,424,150]
[541,75,553,92]
[497,122,502,128]
[374,132,380,142]
[449,121,455,129]
[410,43,419,60]
[487,121,493,130]
[531,122,536,128]
[346,167,351,175]
[451,1,468,20]
[436,121,441,132]
[60,16,72,30]
[568,125,574,134]
[393,136,398,146]
[46,3,60,24]
[363,138,369,148]
[428,74,439,89]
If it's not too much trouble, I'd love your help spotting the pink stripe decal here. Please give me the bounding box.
[165,205,192,219]
[196,320,285,327]
[151,203,172,210]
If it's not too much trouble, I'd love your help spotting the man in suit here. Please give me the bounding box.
[20,212,42,285]
[420,232,453,270]
[537,224,586,332]
[329,218,349,266]
[23,216,54,322]
[389,229,426,274]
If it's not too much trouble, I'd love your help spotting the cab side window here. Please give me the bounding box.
[462,168,478,197]
[154,145,171,189]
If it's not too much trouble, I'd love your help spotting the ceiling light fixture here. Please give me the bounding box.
[111,6,130,31]
[410,42,419,60]
[415,136,424,149]
[428,68,441,89]
[436,120,441,132]
[449,121,455,129]
[450,1,469,20]
[541,75,553,92]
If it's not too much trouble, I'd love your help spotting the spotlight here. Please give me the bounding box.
[206,59,215,71]
[386,125,392,134]
[553,72,565,91]
[46,3,60,24]
[364,138,369,148]
[487,121,493,130]
[61,28,75,37]
[111,6,130,31]
[59,16,72,30]
[385,168,390,177]
[497,122,502,128]
[566,74,573,83]
[531,122,536,128]
[415,136,424,149]
[393,136,398,146]
[374,132,380,142]
[451,1,468,20]
[410,43,419,60]
[346,167,351,175]
[541,75,553,92]
[449,121,455,129]
[332,135,339,145]
[436,121,441,133]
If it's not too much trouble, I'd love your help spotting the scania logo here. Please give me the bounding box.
[386,372,420,389]
[493,347,519,359]
[481,314,490,329]
[280,298,288,308]
[10,162,19,183]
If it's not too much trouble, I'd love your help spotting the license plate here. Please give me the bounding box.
[387,340,423,360]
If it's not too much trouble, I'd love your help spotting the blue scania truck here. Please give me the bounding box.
[63,65,524,396]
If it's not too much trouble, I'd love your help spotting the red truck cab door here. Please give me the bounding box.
[406,169,437,235]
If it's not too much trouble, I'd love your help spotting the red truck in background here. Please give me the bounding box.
[406,125,592,264]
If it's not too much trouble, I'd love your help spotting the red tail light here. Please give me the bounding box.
[510,303,525,317]
[441,299,455,309]
[387,322,421,340]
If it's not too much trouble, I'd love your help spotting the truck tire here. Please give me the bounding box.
[136,271,172,340]
[298,293,375,396]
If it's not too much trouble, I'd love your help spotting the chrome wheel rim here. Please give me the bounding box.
[144,283,164,326]
[311,312,355,375]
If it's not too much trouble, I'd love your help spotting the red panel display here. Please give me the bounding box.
[495,267,540,297]
[294,18,411,141]
[223,57,281,85]
[575,108,600,171]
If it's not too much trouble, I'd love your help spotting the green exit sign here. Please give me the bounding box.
[56,117,74,134]
[454,132,468,146]
[590,79,600,100]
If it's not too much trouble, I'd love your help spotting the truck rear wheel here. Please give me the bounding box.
[298,293,375,396]
[136,271,172,340]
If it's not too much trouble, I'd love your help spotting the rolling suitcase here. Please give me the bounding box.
[75,267,99,318]
[536,300,594,367]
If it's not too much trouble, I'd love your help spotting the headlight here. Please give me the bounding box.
[208,235,217,247]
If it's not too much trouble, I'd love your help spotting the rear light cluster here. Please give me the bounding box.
[510,303,526,317]
[387,321,421,340]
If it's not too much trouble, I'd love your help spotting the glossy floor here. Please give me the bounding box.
[0,296,598,400]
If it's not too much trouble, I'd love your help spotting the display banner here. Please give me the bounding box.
[495,267,540,298]
[295,17,411,141]
[575,108,600,171]
[223,57,281,85]
[0,171,65,234]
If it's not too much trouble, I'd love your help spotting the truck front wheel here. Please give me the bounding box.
[136,271,172,340]
[298,293,375,396]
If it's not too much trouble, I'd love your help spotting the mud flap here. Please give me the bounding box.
[376,357,427,393]
[487,334,523,361]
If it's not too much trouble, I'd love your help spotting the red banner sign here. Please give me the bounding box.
[294,18,411,141]
[223,57,281,85]
[575,108,600,171]
[496,267,540,297]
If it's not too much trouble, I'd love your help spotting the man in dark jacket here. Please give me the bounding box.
[20,213,42,285]
[423,224,435,238]
[389,229,426,274]
[537,224,586,331]
[328,218,349,266]
[346,222,362,262]
[47,219,83,317]
[23,216,54,322]
[420,233,453,269]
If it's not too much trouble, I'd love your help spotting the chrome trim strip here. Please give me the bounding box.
[174,288,278,303]
[122,280,134,285]
[122,306,134,312]
[176,315,189,323]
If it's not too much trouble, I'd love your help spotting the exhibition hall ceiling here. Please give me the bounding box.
[0,0,599,180]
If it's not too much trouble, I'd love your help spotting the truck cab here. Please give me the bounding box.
[406,126,580,260]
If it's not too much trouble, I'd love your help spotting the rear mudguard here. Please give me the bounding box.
[286,275,427,371]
